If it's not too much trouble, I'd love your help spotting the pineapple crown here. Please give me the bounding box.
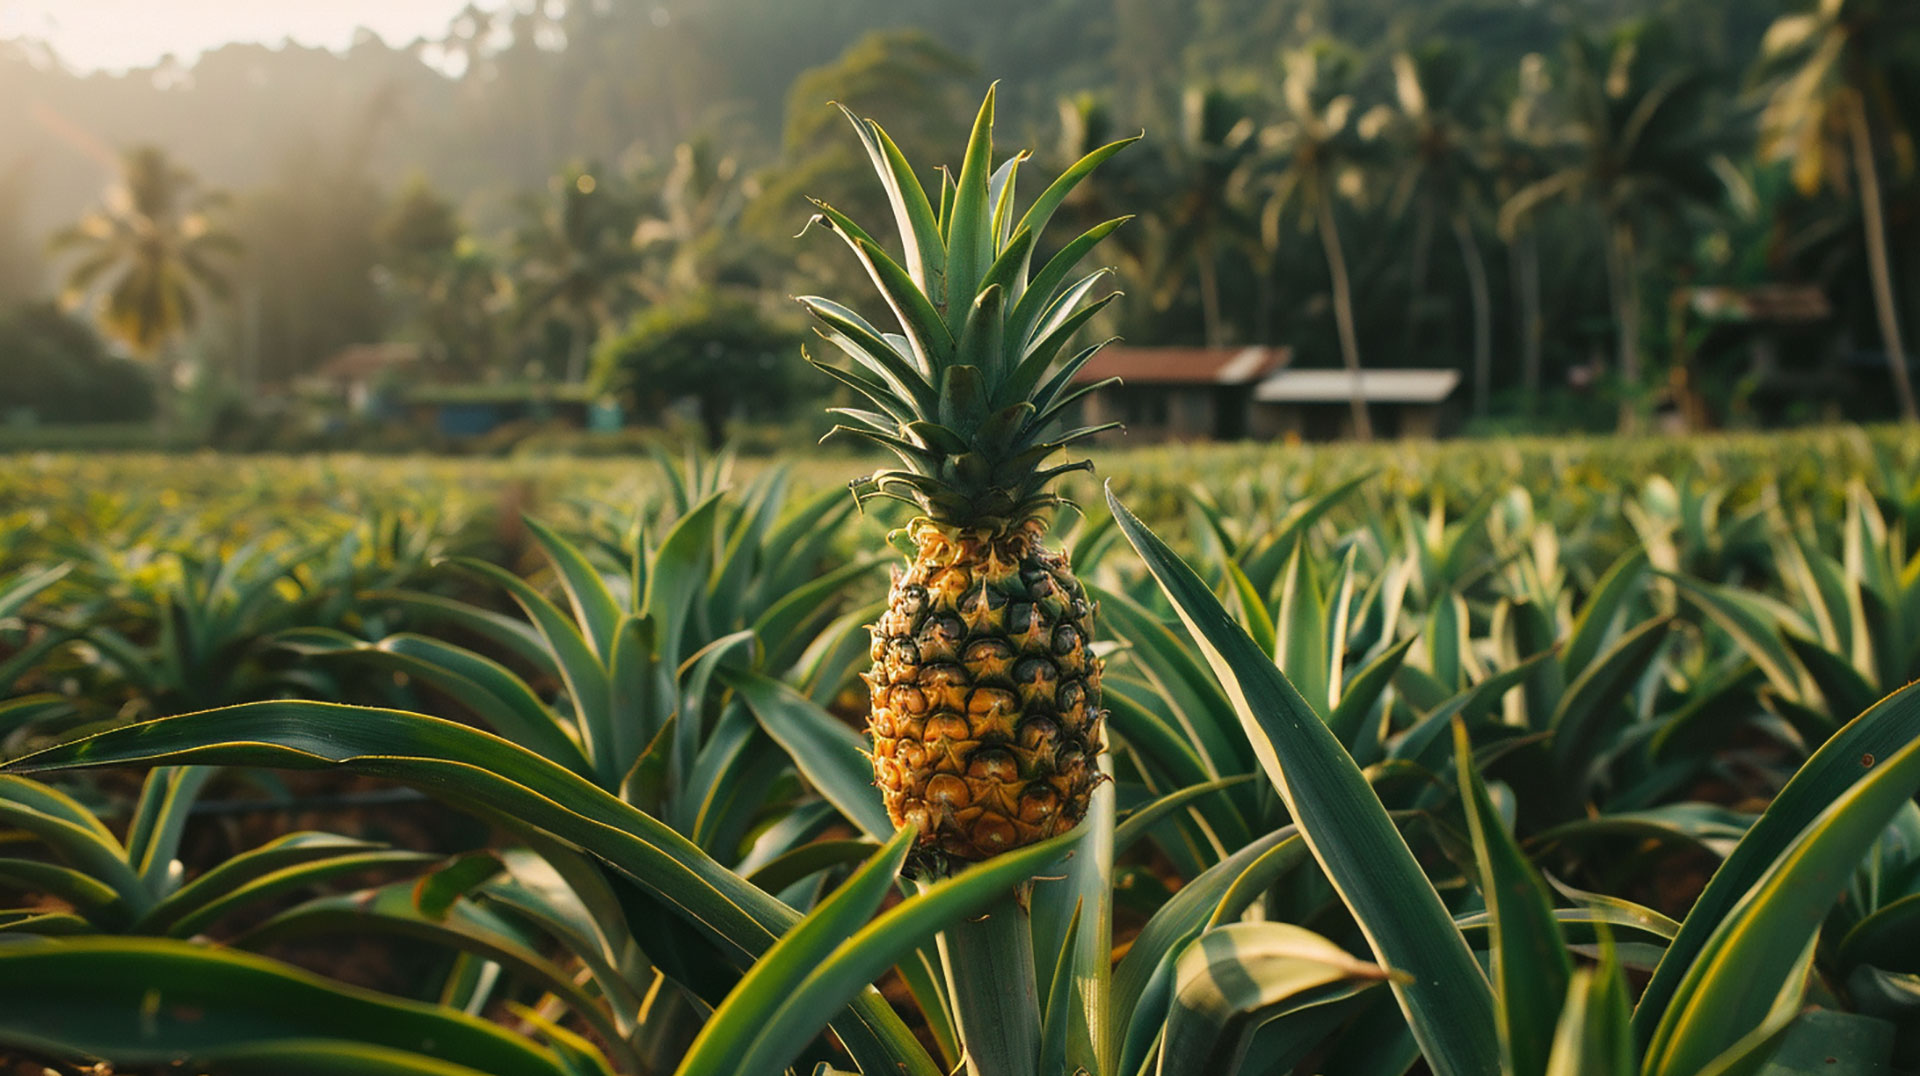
[798,85,1137,530]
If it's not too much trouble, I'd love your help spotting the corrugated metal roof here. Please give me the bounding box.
[1071,346,1291,385]
[1254,368,1461,404]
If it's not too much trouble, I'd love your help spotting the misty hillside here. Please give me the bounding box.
[1,0,1757,264]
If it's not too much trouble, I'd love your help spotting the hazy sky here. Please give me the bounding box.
[0,0,477,72]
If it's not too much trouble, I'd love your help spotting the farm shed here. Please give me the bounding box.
[1252,368,1462,440]
[1068,346,1291,441]
[306,343,422,417]
[1673,284,1835,427]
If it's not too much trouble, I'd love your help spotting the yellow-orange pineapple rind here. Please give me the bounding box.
[867,518,1105,862]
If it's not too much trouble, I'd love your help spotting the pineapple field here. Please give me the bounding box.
[6,423,1920,1074]
[5,98,1920,1076]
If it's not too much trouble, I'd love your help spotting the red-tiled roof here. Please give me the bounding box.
[1070,346,1291,385]
[315,343,421,381]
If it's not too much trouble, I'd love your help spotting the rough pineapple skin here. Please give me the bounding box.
[866,517,1105,862]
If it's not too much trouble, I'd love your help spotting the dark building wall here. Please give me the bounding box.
[1078,384,1257,441]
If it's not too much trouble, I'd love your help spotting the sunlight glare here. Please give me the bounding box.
[0,0,479,73]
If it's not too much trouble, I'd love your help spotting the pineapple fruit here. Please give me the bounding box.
[799,88,1135,863]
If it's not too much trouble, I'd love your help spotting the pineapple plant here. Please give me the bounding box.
[799,87,1134,865]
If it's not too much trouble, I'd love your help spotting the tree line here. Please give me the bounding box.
[3,0,1916,439]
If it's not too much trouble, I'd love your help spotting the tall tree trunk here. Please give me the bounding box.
[1848,91,1917,423]
[1317,195,1373,442]
[1196,237,1224,348]
[154,353,180,449]
[1453,212,1493,421]
[1404,194,1435,358]
[1604,216,1641,434]
[566,313,592,384]
[1254,258,1274,347]
[246,285,264,395]
[699,393,728,450]
[1515,226,1543,415]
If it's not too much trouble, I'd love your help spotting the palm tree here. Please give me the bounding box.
[417,243,511,377]
[1374,43,1497,418]
[49,145,237,431]
[511,166,642,383]
[1248,45,1379,441]
[1053,93,1155,325]
[1756,0,1919,422]
[0,159,37,308]
[1144,86,1264,348]
[1501,25,1729,431]
[1492,54,1559,416]
[632,138,766,300]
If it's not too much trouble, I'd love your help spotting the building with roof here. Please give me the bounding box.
[401,381,599,437]
[1252,368,1462,440]
[1068,346,1291,441]
[300,344,609,437]
[305,343,422,417]
[1672,284,1842,427]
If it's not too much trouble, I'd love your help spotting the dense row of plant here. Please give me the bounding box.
[1,422,1917,1072]
[6,422,1917,575]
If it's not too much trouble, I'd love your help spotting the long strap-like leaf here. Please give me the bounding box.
[1631,679,1920,1047]
[0,936,586,1076]
[1640,681,1920,1074]
[2,702,938,1076]
[1107,486,1500,1076]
